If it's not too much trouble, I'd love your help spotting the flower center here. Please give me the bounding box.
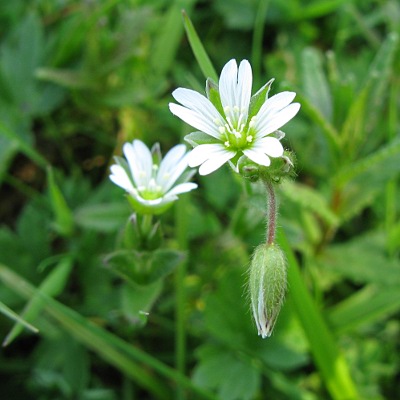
[138,164,164,200]
[217,107,256,150]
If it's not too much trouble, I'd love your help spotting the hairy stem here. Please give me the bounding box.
[263,179,277,245]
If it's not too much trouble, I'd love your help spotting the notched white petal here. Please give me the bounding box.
[219,59,238,110]
[237,59,252,112]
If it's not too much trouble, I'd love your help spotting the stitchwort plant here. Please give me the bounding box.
[170,59,300,337]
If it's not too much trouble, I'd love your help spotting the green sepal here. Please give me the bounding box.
[117,215,161,251]
[259,150,296,183]
[248,78,274,119]
[126,194,174,216]
[249,243,287,338]
[237,155,260,182]
[205,78,224,116]
[184,131,220,147]
[238,150,296,183]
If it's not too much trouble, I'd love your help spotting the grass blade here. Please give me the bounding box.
[3,257,73,347]
[181,10,218,82]
[0,301,39,336]
[151,0,196,76]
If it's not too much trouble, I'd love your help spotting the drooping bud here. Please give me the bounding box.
[249,243,287,338]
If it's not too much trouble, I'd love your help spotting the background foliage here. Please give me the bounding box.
[0,0,399,399]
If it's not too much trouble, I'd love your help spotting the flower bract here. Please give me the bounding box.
[169,59,300,175]
[110,140,197,214]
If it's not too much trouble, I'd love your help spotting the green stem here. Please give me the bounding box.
[140,214,153,239]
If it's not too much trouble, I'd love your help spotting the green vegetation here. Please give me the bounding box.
[0,1,399,399]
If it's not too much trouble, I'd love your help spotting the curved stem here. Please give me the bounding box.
[263,179,277,245]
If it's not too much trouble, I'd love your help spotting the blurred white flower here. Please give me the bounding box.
[110,140,197,214]
[169,59,300,175]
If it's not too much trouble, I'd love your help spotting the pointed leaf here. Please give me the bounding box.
[302,47,332,121]
[280,180,339,227]
[47,167,74,236]
[0,301,39,335]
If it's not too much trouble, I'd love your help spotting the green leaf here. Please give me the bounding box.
[295,91,340,152]
[105,249,185,286]
[121,280,163,326]
[74,202,131,233]
[3,257,73,346]
[0,119,46,171]
[193,344,260,400]
[182,10,218,82]
[327,285,400,334]
[363,32,399,135]
[47,167,74,236]
[318,231,400,286]
[300,0,351,19]
[302,47,332,121]
[35,68,96,90]
[339,82,370,158]
[280,180,339,227]
[333,138,400,221]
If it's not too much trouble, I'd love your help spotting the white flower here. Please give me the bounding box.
[110,140,197,214]
[169,59,300,175]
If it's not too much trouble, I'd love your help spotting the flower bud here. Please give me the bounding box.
[249,243,287,338]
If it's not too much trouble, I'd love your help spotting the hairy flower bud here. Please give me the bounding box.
[249,243,287,338]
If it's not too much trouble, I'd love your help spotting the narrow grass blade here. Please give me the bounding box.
[278,229,359,400]
[0,121,47,169]
[151,0,195,76]
[182,10,218,82]
[0,301,39,336]
[3,257,73,347]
